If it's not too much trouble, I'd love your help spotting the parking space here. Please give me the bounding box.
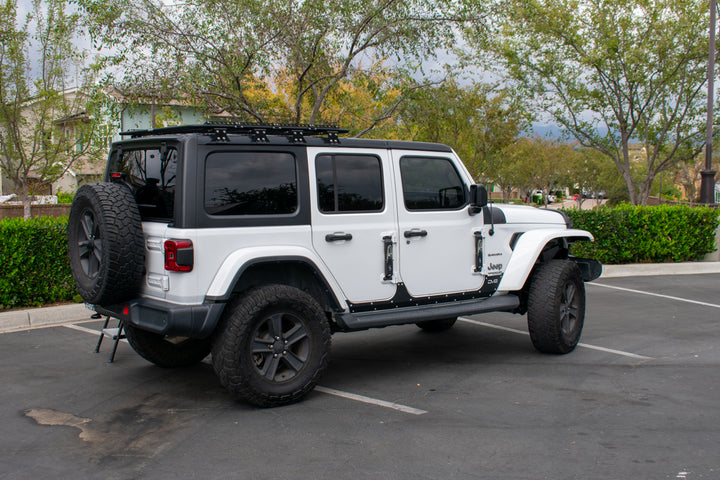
[1,274,718,479]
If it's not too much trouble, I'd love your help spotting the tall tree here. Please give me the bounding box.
[0,0,103,218]
[398,77,527,180]
[82,0,460,133]
[466,0,710,205]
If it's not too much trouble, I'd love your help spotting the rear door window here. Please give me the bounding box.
[315,154,383,213]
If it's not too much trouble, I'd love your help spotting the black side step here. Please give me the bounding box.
[335,294,520,331]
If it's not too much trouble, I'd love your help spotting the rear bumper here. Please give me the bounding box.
[94,298,226,339]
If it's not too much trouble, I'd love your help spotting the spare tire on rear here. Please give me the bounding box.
[68,183,145,306]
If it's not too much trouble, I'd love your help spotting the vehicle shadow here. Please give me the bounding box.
[321,321,537,387]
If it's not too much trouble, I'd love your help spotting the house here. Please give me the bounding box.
[1,87,219,198]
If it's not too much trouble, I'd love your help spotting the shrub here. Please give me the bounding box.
[565,205,720,264]
[0,217,78,309]
[56,191,74,204]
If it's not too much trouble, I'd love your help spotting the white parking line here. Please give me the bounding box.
[314,386,428,415]
[65,324,429,415]
[458,317,654,360]
[589,283,720,309]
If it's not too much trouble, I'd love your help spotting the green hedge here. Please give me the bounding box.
[0,217,78,309]
[565,205,720,264]
[1,206,718,309]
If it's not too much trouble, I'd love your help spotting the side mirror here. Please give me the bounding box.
[469,184,488,215]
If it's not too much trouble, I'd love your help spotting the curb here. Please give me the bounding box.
[2,262,720,334]
[601,261,720,278]
[0,303,94,334]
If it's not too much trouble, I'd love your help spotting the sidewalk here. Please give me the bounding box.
[0,303,94,334]
[2,261,720,334]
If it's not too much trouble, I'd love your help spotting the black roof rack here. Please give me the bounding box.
[120,121,349,143]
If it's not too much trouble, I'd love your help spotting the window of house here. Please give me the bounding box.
[399,156,466,210]
[315,154,383,213]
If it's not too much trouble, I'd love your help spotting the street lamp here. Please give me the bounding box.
[701,0,718,205]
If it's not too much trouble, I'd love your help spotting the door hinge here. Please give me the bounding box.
[383,235,394,281]
[474,231,483,273]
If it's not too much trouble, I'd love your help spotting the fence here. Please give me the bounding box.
[0,204,71,220]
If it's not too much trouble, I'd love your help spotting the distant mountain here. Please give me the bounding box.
[530,123,610,141]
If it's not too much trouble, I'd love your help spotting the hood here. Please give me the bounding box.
[492,204,570,226]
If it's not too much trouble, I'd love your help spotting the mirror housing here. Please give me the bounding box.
[469,184,488,215]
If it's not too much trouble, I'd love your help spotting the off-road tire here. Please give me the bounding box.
[527,260,585,354]
[416,317,457,332]
[211,285,331,408]
[124,323,211,368]
[68,183,144,305]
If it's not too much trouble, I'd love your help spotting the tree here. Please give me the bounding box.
[672,150,720,204]
[566,146,619,208]
[0,0,104,218]
[502,136,576,207]
[82,0,460,134]
[467,0,709,205]
[397,77,527,181]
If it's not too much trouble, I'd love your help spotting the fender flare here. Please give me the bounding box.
[204,246,347,309]
[496,229,594,293]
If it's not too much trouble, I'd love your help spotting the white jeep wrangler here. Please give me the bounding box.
[68,123,601,407]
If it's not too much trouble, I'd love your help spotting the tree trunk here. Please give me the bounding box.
[20,185,31,220]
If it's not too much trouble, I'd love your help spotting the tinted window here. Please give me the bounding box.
[316,154,383,213]
[205,151,297,215]
[400,156,466,210]
[116,147,177,220]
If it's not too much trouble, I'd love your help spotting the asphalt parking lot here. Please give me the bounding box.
[1,273,718,480]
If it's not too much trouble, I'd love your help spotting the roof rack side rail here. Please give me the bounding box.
[120,122,349,142]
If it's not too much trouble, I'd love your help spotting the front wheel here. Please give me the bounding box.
[211,285,331,408]
[527,260,585,354]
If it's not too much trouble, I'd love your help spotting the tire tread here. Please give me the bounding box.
[211,285,331,408]
[68,183,145,305]
[527,260,585,354]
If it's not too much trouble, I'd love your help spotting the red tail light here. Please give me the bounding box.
[164,240,193,272]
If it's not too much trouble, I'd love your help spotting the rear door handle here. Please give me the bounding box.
[325,232,353,242]
[404,229,428,238]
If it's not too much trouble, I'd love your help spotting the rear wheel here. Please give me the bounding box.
[211,285,331,408]
[527,260,585,354]
[124,323,211,368]
[416,317,457,332]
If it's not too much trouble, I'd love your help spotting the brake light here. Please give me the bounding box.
[164,240,193,272]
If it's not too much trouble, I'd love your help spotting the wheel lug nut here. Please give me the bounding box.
[273,354,278,358]
[282,350,287,355]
